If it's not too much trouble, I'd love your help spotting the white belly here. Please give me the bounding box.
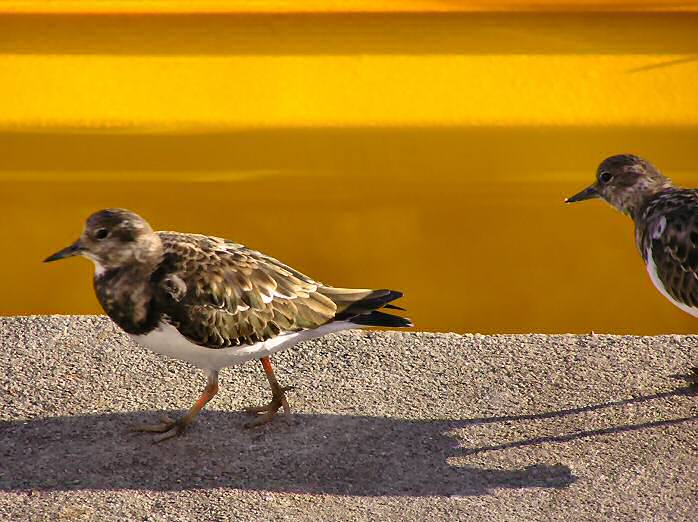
[129,321,358,370]
[646,251,698,318]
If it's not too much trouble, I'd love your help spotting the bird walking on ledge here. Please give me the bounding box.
[45,209,411,441]
[566,154,698,384]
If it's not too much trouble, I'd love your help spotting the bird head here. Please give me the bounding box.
[566,154,672,218]
[44,208,162,273]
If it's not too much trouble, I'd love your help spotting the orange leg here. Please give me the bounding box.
[186,375,220,418]
[135,370,219,442]
[244,356,292,427]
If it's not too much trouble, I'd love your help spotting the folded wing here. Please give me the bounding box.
[641,190,698,308]
[153,233,408,349]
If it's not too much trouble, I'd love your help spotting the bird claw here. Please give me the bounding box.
[243,386,293,428]
[244,411,276,428]
[243,397,283,416]
[132,415,190,442]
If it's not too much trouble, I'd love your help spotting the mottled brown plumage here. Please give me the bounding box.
[44,208,410,439]
[566,154,698,384]
[153,232,397,348]
[636,189,698,308]
[46,209,409,343]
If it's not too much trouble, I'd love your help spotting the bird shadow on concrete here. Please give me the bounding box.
[0,411,575,496]
[457,385,698,456]
[4,386,694,496]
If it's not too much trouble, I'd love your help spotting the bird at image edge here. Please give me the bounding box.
[45,209,411,442]
[566,154,698,384]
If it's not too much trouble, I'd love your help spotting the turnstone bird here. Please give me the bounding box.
[566,154,697,382]
[45,209,411,441]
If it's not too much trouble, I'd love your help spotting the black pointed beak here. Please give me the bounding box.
[565,185,599,203]
[44,240,83,263]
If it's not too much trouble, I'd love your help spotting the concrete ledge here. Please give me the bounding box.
[1,316,696,520]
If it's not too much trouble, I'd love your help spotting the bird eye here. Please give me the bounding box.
[94,228,109,240]
[599,171,613,184]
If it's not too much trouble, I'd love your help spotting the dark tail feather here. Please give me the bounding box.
[335,289,402,318]
[350,310,413,328]
[334,288,412,328]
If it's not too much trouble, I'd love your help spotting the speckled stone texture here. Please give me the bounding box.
[1,316,696,521]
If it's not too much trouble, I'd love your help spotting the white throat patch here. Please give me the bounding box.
[91,259,106,277]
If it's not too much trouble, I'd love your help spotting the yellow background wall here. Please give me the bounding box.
[1,2,697,333]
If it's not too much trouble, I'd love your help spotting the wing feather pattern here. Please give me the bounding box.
[152,232,409,349]
[638,189,698,308]
[153,232,336,348]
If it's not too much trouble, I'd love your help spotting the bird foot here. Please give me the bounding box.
[244,386,293,428]
[132,415,191,443]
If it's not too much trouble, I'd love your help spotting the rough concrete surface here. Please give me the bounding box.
[0,316,696,521]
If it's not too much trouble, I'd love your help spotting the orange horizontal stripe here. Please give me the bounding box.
[0,1,696,14]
